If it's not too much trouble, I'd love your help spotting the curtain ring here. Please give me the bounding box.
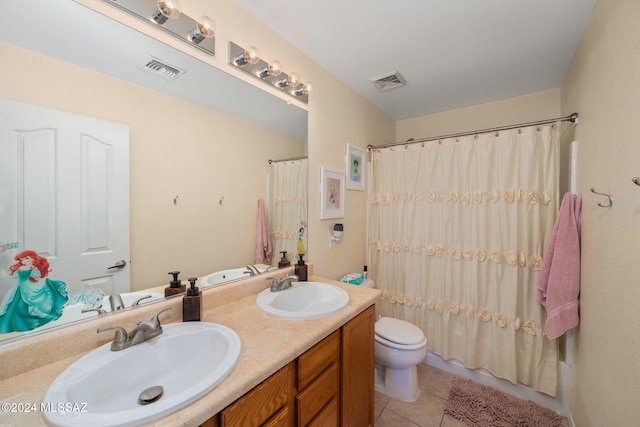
[518,129,522,134]
[495,132,499,137]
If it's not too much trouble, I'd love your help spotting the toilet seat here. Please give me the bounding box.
[375,317,427,350]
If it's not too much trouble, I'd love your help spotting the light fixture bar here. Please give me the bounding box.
[97,0,214,56]
[228,42,309,104]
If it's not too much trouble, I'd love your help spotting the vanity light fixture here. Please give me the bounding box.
[274,72,300,89]
[229,41,311,103]
[292,82,313,97]
[188,16,215,44]
[98,0,215,55]
[233,45,261,66]
[255,60,283,78]
[151,0,181,25]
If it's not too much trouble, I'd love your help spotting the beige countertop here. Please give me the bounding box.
[0,269,381,427]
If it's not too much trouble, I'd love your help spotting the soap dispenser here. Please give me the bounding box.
[294,254,308,281]
[278,251,290,268]
[183,277,201,322]
[165,271,186,297]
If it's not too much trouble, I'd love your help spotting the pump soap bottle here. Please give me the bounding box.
[278,251,290,268]
[183,277,201,322]
[295,255,308,281]
[165,271,186,297]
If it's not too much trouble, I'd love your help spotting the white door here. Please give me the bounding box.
[0,98,130,298]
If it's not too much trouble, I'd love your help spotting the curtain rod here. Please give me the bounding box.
[367,112,578,151]
[267,155,308,164]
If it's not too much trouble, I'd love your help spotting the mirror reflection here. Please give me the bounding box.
[0,0,308,343]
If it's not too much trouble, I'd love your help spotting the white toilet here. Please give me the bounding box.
[374,316,428,402]
[347,277,428,402]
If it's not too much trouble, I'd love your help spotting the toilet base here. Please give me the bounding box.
[374,363,420,402]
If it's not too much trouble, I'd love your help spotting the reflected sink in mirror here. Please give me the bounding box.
[101,291,164,312]
[256,282,350,320]
[25,292,164,335]
[42,322,241,427]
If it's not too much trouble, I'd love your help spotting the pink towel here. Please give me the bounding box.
[537,193,582,339]
[255,199,272,264]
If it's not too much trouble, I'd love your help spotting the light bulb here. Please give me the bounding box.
[151,0,181,25]
[255,60,282,78]
[233,45,260,66]
[292,81,313,96]
[189,16,215,44]
[274,72,300,88]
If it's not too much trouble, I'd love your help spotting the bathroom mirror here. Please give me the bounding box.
[0,1,308,343]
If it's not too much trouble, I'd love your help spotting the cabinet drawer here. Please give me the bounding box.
[221,363,292,427]
[296,363,339,426]
[307,398,338,427]
[263,407,289,427]
[297,330,340,390]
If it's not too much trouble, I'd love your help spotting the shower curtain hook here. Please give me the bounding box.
[589,187,613,208]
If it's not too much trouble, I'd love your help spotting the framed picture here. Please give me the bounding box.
[345,144,365,191]
[320,167,345,219]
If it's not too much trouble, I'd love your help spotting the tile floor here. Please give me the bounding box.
[373,364,568,427]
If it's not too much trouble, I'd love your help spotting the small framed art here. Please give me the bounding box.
[346,143,365,191]
[320,167,345,219]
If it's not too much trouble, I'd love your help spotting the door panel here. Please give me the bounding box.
[0,97,130,299]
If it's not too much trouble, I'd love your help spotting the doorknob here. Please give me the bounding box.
[108,260,127,270]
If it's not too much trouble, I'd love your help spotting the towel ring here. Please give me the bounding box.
[589,187,613,208]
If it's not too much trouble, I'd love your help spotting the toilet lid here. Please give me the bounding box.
[375,317,425,345]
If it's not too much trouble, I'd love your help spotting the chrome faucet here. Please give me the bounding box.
[131,294,152,306]
[97,307,172,351]
[81,305,107,315]
[243,264,260,276]
[109,293,125,311]
[266,275,299,292]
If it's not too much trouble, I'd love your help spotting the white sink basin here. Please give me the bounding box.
[256,282,350,320]
[42,322,241,427]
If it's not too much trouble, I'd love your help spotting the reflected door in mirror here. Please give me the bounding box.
[0,98,130,334]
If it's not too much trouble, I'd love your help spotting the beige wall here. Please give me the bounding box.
[185,0,396,281]
[396,89,561,141]
[561,0,640,425]
[0,42,304,290]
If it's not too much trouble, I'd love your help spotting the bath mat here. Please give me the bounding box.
[444,377,562,427]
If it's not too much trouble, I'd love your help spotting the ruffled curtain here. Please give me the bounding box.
[369,125,560,396]
[271,159,308,262]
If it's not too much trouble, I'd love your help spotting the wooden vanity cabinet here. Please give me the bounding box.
[203,305,374,427]
[341,304,375,427]
[296,330,340,426]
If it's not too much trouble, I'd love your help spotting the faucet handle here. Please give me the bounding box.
[97,326,129,345]
[131,294,152,306]
[151,306,172,326]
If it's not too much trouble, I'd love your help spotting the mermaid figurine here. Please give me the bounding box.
[297,221,307,259]
[0,250,68,333]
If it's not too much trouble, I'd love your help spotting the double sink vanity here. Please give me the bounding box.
[0,266,381,426]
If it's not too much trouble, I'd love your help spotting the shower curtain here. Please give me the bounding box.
[369,125,560,396]
[271,159,308,263]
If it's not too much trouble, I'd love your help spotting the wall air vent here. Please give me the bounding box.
[139,57,186,81]
[370,71,406,91]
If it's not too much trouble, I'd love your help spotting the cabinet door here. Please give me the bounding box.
[341,305,375,427]
[221,362,293,427]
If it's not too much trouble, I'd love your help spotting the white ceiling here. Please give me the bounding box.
[235,0,597,120]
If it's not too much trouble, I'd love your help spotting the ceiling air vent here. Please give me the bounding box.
[139,57,186,81]
[370,71,406,92]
